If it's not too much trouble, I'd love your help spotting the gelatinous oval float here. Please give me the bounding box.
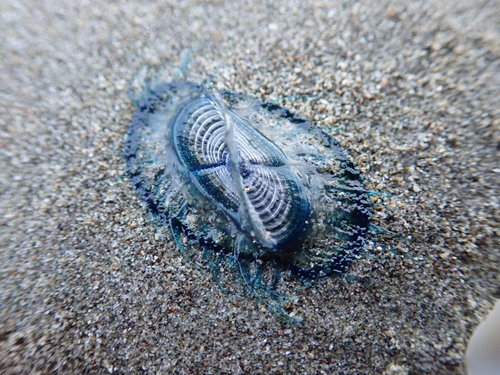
[125,80,371,314]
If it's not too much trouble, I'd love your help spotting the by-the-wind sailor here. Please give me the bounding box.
[125,80,371,316]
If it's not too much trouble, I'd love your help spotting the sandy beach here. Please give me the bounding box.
[1,0,498,373]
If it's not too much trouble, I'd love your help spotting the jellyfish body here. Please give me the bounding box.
[126,80,371,315]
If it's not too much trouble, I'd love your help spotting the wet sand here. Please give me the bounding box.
[1,1,498,374]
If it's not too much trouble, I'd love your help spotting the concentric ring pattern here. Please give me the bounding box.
[172,96,311,250]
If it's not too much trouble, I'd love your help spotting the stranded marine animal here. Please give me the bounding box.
[125,80,371,318]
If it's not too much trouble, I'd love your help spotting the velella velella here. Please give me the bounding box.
[125,79,371,319]
[172,90,312,253]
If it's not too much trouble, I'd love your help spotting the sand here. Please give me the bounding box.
[1,0,498,374]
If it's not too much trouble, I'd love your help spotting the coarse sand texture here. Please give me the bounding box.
[1,1,498,374]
